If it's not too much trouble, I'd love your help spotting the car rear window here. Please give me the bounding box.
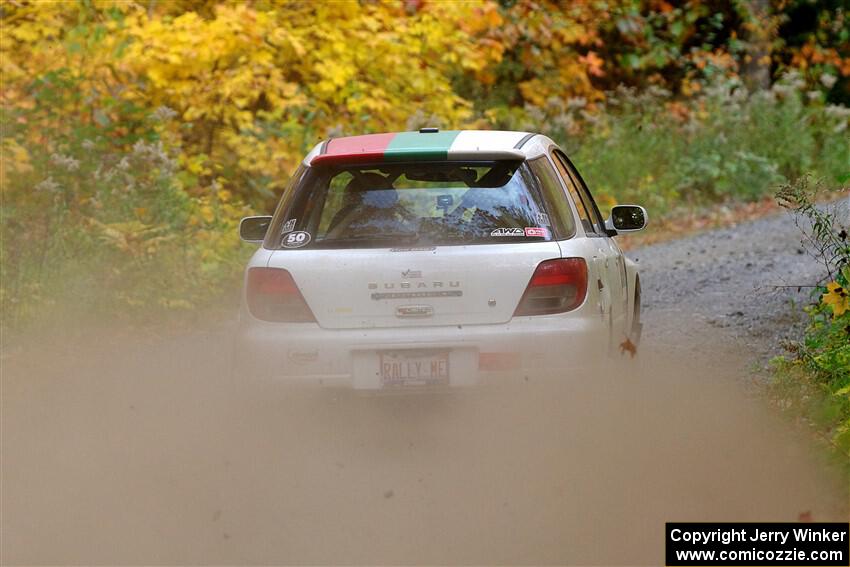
[265,161,575,249]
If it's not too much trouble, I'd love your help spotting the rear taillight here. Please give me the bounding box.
[513,258,588,316]
[246,267,316,322]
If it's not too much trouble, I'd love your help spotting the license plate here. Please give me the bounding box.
[379,350,449,388]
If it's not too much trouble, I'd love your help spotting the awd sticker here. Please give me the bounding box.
[283,231,311,248]
[491,228,525,237]
[282,218,297,233]
[525,227,547,237]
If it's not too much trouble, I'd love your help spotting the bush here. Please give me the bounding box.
[493,74,850,216]
[772,176,850,458]
[0,89,252,330]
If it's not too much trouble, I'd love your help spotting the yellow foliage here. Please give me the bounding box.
[85,217,178,259]
[822,281,850,318]
[1,138,33,190]
[199,205,215,224]
[496,0,608,106]
[2,1,503,202]
[113,1,498,195]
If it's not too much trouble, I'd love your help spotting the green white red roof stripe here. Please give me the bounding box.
[307,130,531,166]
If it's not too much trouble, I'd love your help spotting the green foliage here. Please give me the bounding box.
[494,74,849,214]
[773,177,850,458]
[1,91,251,329]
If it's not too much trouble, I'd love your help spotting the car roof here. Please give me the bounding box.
[303,129,547,167]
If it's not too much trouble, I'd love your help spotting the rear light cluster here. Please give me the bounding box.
[514,258,588,316]
[246,268,316,322]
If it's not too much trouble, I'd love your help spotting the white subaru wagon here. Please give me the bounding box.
[235,129,647,390]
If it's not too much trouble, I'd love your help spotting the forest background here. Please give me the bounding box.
[1,0,848,328]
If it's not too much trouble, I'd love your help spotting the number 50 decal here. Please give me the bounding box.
[282,231,311,248]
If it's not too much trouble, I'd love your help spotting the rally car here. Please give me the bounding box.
[235,129,647,390]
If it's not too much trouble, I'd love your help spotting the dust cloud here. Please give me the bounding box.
[2,316,847,565]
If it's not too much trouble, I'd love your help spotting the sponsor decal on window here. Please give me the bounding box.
[490,228,525,237]
[524,227,547,237]
[282,231,311,248]
[282,218,297,233]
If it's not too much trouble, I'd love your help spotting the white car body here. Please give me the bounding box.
[235,130,645,390]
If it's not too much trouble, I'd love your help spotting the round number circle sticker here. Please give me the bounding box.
[282,231,311,248]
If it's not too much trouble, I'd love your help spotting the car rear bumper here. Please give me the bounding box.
[234,312,608,390]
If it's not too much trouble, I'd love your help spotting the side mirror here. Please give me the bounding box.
[239,216,272,243]
[605,205,648,233]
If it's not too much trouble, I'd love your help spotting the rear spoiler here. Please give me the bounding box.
[310,148,526,166]
[303,130,532,167]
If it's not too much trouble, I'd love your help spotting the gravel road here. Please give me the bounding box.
[2,208,848,565]
[629,209,829,363]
